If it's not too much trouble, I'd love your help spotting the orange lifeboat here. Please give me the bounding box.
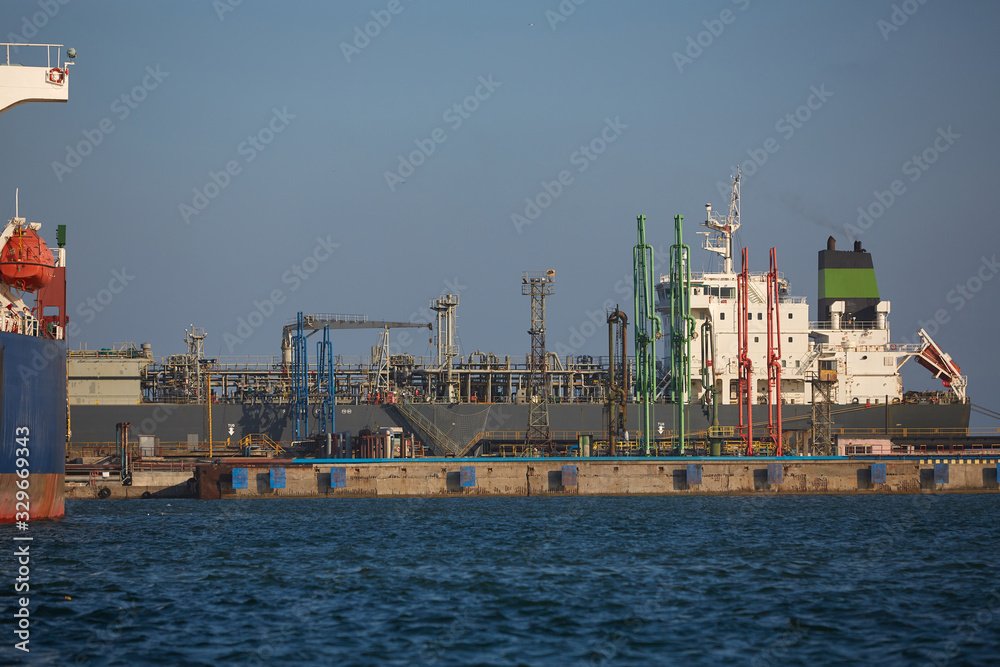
[0,227,55,291]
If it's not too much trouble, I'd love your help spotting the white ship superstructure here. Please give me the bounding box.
[656,173,966,410]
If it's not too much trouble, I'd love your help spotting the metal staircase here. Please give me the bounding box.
[239,433,285,455]
[795,345,823,376]
[389,403,461,456]
[746,280,766,304]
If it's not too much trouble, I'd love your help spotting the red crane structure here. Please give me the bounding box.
[737,248,753,455]
[765,247,783,456]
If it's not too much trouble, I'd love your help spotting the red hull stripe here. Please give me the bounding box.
[0,473,65,521]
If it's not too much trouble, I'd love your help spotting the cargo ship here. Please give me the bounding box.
[653,172,969,453]
[0,43,74,521]
[64,172,971,460]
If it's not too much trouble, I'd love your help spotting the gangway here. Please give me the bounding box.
[903,328,967,402]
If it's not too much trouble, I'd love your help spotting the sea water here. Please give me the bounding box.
[4,495,998,665]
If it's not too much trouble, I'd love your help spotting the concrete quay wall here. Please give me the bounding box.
[191,457,1000,499]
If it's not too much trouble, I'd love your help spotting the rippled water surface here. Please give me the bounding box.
[4,495,999,665]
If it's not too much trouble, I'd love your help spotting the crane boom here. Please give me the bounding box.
[281,313,431,357]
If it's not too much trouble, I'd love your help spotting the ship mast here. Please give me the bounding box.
[701,168,741,274]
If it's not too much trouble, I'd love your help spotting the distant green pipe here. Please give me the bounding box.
[669,215,694,454]
[633,215,661,456]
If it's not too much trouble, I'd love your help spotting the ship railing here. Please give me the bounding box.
[131,461,196,472]
[809,321,887,331]
[239,433,285,454]
[832,427,1000,438]
[493,432,754,457]
[907,443,1000,456]
[660,270,782,283]
[207,356,282,369]
[1,43,66,68]
[807,343,923,354]
[779,296,807,304]
[146,353,622,373]
[156,442,245,457]
[2,310,39,337]
[68,441,253,458]
[286,313,369,326]
[70,343,149,358]
[67,443,117,458]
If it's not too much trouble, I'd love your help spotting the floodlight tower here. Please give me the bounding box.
[523,270,555,453]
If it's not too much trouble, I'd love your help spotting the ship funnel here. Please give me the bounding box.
[819,240,880,324]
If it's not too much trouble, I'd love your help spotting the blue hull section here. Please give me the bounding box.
[0,332,66,476]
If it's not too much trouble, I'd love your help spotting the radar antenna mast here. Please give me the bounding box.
[701,168,741,274]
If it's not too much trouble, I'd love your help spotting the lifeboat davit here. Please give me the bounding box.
[0,228,55,292]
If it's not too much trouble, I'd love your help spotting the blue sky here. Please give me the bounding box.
[3,0,999,422]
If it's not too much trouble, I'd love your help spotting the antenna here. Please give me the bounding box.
[702,167,742,273]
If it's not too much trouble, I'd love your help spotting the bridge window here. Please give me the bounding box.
[788,313,793,319]
[707,287,736,298]
[757,313,763,320]
[720,312,726,320]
